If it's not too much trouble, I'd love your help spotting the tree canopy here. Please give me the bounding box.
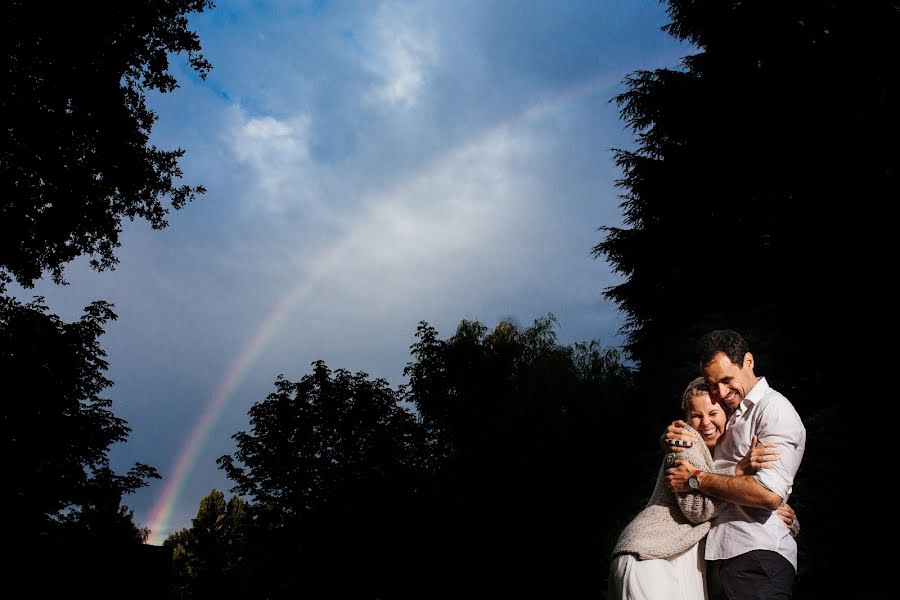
[595,0,896,407]
[0,296,158,540]
[1,0,214,288]
[206,317,635,598]
[164,489,250,599]
[1,296,160,597]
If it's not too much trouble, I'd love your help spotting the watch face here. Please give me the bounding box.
[688,476,699,490]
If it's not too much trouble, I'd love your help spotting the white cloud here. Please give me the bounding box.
[363,2,438,109]
[224,107,326,215]
[283,119,545,327]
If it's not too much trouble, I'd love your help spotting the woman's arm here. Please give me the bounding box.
[668,443,730,524]
[775,504,800,537]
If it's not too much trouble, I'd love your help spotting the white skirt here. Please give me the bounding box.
[608,540,707,600]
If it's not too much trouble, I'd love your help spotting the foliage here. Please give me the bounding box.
[217,361,424,597]
[60,466,155,545]
[402,316,637,596]
[211,319,634,597]
[0,296,158,540]
[219,361,422,522]
[164,489,250,599]
[593,0,895,410]
[1,0,214,288]
[1,296,159,598]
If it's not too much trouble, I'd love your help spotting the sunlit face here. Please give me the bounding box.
[686,392,727,449]
[701,352,757,411]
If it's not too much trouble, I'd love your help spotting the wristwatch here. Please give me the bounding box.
[688,470,702,490]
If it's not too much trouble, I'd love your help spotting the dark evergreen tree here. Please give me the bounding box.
[593,1,892,594]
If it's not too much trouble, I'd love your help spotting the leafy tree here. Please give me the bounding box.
[403,316,635,596]
[164,489,250,599]
[1,296,159,597]
[0,296,158,540]
[218,361,424,597]
[592,1,893,594]
[210,320,633,597]
[1,0,214,289]
[61,466,154,545]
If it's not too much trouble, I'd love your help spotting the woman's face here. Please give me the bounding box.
[686,392,727,449]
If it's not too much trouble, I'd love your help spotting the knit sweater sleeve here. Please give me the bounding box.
[667,440,730,525]
[790,515,800,537]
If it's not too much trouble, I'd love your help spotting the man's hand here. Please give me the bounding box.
[660,420,700,453]
[734,434,780,476]
[666,459,699,492]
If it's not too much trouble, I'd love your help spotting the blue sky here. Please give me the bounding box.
[11,0,688,542]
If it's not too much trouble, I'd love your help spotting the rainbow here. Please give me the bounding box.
[144,73,616,545]
[144,239,352,545]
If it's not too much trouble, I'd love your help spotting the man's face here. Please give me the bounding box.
[701,352,756,410]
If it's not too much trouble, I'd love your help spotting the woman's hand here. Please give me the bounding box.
[661,419,700,453]
[734,435,780,476]
[776,503,796,529]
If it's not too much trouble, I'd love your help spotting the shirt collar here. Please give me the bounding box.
[735,376,767,415]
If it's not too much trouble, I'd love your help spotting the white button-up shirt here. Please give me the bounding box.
[706,377,806,570]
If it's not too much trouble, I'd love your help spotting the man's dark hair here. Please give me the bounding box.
[699,329,749,366]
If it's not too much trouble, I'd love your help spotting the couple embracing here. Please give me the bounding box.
[609,330,806,600]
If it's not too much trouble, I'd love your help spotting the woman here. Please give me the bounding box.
[608,377,796,600]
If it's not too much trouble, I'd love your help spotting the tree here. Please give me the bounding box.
[402,316,636,596]
[218,361,424,597]
[61,466,154,545]
[208,321,634,597]
[0,296,158,540]
[1,296,160,597]
[592,1,893,594]
[1,0,214,289]
[164,489,250,599]
[594,0,896,406]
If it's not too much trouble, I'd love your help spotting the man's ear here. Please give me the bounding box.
[743,352,754,371]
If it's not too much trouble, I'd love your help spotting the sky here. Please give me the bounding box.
[10,0,688,544]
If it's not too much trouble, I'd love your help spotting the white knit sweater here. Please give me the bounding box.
[612,426,732,560]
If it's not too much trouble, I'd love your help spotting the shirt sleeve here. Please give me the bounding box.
[753,397,806,502]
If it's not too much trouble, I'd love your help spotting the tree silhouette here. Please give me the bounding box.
[1,0,213,289]
[403,316,636,597]
[217,361,424,598]
[0,296,157,540]
[164,489,250,599]
[592,1,892,594]
[206,319,634,597]
[595,0,895,405]
[1,296,160,597]
[2,2,215,595]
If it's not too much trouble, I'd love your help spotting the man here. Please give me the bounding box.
[664,330,805,600]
